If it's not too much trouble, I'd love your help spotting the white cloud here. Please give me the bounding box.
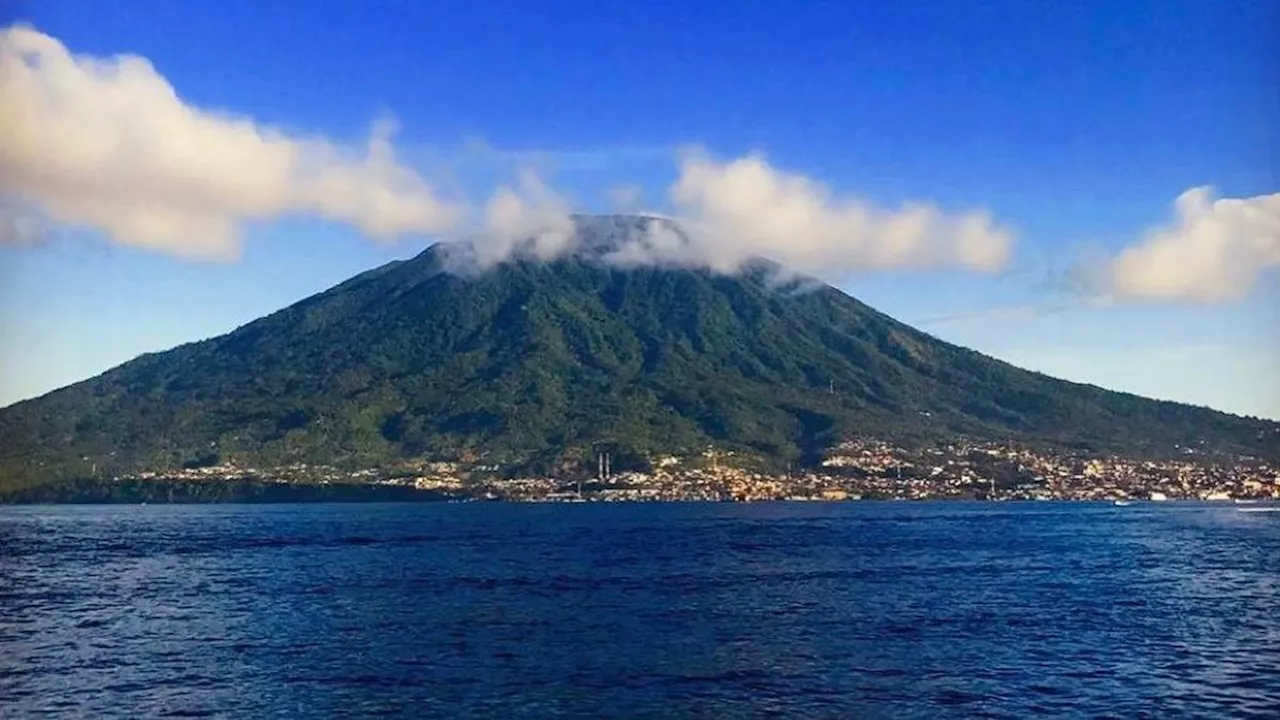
[1110,187,1280,302]
[0,25,1023,280]
[601,217,710,269]
[440,171,576,271]
[441,151,1020,279]
[662,151,1016,277]
[0,24,461,260]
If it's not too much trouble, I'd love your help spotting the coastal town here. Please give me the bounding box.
[120,438,1280,503]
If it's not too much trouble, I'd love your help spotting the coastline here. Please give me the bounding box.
[3,477,1274,506]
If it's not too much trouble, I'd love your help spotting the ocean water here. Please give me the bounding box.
[2,502,1278,718]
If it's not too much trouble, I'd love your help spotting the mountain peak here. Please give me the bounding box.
[422,212,694,272]
[1,238,1276,493]
[421,212,798,287]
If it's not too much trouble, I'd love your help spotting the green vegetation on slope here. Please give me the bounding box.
[1,216,1275,493]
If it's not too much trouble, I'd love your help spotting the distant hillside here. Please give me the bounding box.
[2,215,1275,493]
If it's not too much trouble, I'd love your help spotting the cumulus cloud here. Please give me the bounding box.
[439,171,576,271]
[1,25,1023,280]
[441,151,1020,279]
[1109,187,1280,302]
[660,151,1016,277]
[601,216,711,269]
[0,24,461,260]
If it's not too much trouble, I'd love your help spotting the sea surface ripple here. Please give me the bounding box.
[2,501,1279,718]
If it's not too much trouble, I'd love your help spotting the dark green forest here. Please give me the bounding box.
[2,216,1275,495]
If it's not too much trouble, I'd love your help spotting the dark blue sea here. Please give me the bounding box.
[2,502,1279,718]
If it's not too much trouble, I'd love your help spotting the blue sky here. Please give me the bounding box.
[1,0,1277,418]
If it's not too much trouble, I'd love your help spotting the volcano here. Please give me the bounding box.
[2,215,1275,492]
